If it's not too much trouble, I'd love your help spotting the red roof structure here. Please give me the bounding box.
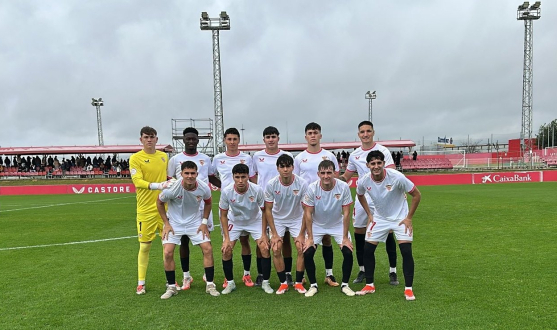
[0,145,174,155]
[238,140,415,152]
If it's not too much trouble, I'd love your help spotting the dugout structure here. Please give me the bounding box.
[171,118,215,157]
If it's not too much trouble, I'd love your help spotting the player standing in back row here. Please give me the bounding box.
[253,126,296,286]
[212,128,257,288]
[294,122,340,287]
[339,121,399,285]
[355,151,421,301]
[130,126,176,295]
[167,127,221,290]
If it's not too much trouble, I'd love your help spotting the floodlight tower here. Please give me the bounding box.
[365,91,376,123]
[91,98,104,146]
[517,1,541,167]
[200,11,230,154]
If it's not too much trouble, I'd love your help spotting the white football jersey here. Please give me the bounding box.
[158,178,212,230]
[356,168,416,221]
[167,152,215,183]
[264,174,307,221]
[302,179,353,228]
[293,148,339,184]
[345,143,394,176]
[253,149,293,191]
[212,152,255,188]
[219,182,264,223]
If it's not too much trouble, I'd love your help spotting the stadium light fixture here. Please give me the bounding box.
[365,91,377,123]
[91,98,105,146]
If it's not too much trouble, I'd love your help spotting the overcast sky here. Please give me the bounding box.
[1,0,556,151]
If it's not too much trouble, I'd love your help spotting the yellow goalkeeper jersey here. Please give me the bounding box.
[130,150,169,217]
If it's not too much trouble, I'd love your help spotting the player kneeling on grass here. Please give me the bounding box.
[354,151,421,301]
[219,164,273,295]
[301,160,355,297]
[264,154,309,295]
[156,161,220,299]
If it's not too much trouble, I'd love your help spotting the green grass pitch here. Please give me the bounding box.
[0,183,555,329]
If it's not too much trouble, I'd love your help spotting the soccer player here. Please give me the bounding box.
[294,122,340,287]
[219,164,273,294]
[354,151,421,301]
[212,128,257,287]
[130,126,176,295]
[339,121,399,285]
[156,161,220,299]
[301,160,354,297]
[253,126,296,286]
[167,127,221,290]
[264,154,308,294]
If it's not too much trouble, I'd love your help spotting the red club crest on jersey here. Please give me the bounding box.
[196,196,202,202]
[386,185,392,191]
[199,160,205,166]
[275,191,281,195]
[316,196,321,200]
[367,187,372,191]
[240,160,246,164]
[230,199,236,203]
[249,196,255,202]
[293,190,299,195]
[177,195,183,200]
[161,157,166,162]
[334,194,341,200]
[259,158,265,162]
[220,160,226,164]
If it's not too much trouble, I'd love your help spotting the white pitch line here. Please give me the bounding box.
[0,196,134,213]
[0,236,137,251]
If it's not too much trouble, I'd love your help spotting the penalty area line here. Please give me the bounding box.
[0,236,137,251]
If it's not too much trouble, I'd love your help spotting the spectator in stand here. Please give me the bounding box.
[105,156,112,168]
[54,156,60,170]
[412,151,417,161]
[71,156,76,167]
[86,163,93,171]
[93,156,99,167]
[13,157,19,169]
[86,156,92,166]
[5,156,11,168]
[0,156,3,167]
[48,156,54,167]
[41,156,46,167]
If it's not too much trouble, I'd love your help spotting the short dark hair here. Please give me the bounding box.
[224,127,240,138]
[276,154,293,167]
[140,126,157,136]
[358,121,374,129]
[262,126,280,137]
[305,122,321,133]
[181,161,198,171]
[183,127,199,136]
[318,159,336,172]
[366,150,385,163]
[232,163,249,175]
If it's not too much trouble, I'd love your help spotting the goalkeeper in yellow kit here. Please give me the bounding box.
[130,126,176,295]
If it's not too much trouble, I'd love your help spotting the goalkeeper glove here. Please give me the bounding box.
[149,178,177,190]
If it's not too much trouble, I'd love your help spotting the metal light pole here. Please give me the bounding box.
[517,1,541,168]
[200,11,230,154]
[91,98,104,146]
[365,91,376,123]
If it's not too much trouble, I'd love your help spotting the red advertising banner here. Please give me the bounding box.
[472,171,542,184]
[0,183,136,196]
